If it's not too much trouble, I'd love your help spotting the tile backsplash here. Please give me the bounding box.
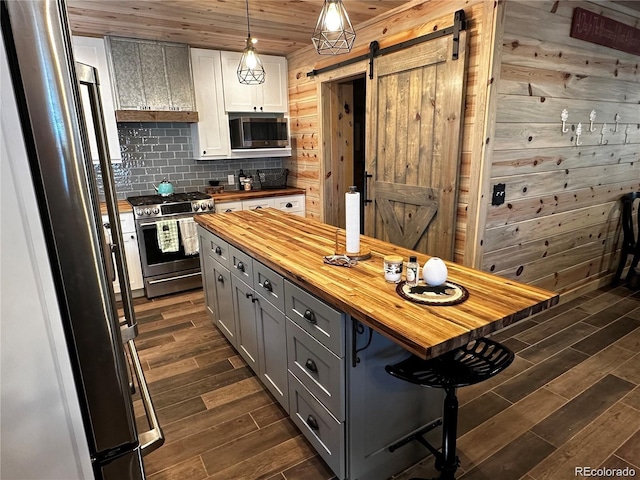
[94,122,283,199]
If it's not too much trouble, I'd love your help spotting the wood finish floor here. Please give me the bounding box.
[126,285,640,480]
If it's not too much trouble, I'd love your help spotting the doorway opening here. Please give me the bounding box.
[322,75,366,231]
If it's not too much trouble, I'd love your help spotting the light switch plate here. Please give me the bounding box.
[227,174,235,185]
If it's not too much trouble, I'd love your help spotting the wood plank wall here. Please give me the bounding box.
[285,0,496,264]
[481,0,640,295]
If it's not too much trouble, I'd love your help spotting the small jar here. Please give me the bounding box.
[383,255,403,283]
[406,255,419,286]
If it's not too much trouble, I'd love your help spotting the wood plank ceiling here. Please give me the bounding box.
[66,0,407,56]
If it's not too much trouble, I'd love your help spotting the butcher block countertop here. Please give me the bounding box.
[100,199,133,215]
[209,187,305,202]
[195,209,559,360]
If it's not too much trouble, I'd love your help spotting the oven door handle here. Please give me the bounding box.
[147,271,202,285]
[127,339,164,455]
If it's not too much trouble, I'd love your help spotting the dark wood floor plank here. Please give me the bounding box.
[152,366,254,410]
[136,333,177,351]
[577,291,628,315]
[149,358,235,395]
[584,298,640,328]
[281,455,337,480]
[163,390,274,444]
[200,418,303,475]
[457,356,532,406]
[490,320,538,343]
[193,345,237,368]
[457,391,512,437]
[572,317,640,356]
[518,322,598,364]
[155,396,208,426]
[201,377,264,410]
[546,345,636,400]
[144,414,259,475]
[459,431,555,480]
[144,336,232,369]
[144,358,200,384]
[457,388,565,469]
[613,353,640,385]
[615,327,640,352]
[615,430,640,470]
[595,455,639,479]
[528,297,584,323]
[531,375,635,447]
[147,456,208,480]
[621,386,640,411]
[251,402,288,429]
[493,348,588,403]
[516,308,590,345]
[528,403,640,480]
[205,435,315,480]
[500,337,530,354]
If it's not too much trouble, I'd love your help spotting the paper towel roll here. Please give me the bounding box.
[345,186,360,254]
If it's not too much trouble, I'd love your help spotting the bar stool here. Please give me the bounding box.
[385,337,514,480]
[612,192,640,287]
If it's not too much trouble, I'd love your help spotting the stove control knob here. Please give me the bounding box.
[207,202,214,210]
[193,204,200,211]
[152,208,159,214]
[136,209,143,216]
[144,208,151,215]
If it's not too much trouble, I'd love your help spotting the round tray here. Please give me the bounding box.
[396,280,469,306]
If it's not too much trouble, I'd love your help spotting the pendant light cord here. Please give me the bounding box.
[245,0,251,39]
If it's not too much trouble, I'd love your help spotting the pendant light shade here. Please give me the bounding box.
[237,0,265,85]
[312,0,356,55]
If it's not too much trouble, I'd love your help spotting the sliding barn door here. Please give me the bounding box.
[365,32,467,260]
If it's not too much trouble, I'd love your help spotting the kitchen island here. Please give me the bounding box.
[195,209,558,480]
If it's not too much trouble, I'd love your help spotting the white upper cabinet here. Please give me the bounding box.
[72,36,122,163]
[220,52,288,113]
[190,48,230,159]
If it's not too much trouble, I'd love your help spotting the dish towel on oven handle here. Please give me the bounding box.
[178,217,199,256]
[156,219,179,253]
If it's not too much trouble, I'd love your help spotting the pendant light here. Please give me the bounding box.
[311,0,356,55]
[237,0,265,85]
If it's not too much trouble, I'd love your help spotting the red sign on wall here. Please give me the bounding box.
[570,7,640,56]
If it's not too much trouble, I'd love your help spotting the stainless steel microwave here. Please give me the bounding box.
[229,117,289,149]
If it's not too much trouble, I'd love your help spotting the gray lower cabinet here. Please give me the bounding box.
[199,228,443,480]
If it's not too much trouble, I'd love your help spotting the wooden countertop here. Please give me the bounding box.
[195,209,559,360]
[210,187,305,202]
[100,199,133,215]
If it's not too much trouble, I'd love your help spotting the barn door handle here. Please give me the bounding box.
[363,171,373,204]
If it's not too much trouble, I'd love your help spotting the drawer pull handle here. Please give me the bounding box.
[263,279,273,292]
[286,202,293,208]
[237,261,245,272]
[215,246,222,255]
[245,292,253,300]
[225,209,233,213]
[303,309,316,324]
[306,415,319,431]
[305,359,318,373]
[217,274,224,283]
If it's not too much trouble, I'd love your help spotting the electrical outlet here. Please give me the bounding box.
[492,183,506,206]
[227,174,235,185]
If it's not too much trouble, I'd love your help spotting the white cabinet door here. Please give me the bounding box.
[220,52,288,113]
[102,213,143,293]
[190,48,230,159]
[72,36,122,163]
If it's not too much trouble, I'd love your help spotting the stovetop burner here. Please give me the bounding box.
[127,191,210,206]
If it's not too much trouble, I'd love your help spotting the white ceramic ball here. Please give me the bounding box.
[423,257,448,286]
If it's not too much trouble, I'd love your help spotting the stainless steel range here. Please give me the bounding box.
[128,192,214,298]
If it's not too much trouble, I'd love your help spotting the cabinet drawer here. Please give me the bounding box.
[253,262,285,312]
[287,319,344,421]
[242,198,275,211]
[208,232,231,269]
[229,245,253,286]
[288,373,344,480]
[215,201,242,213]
[285,281,345,357]
[273,195,304,214]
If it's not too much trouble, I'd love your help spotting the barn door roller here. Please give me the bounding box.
[307,9,467,78]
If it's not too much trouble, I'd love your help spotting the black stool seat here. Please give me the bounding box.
[385,338,514,389]
[385,338,514,480]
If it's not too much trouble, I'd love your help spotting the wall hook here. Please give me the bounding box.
[624,124,630,144]
[611,113,620,133]
[561,109,569,134]
[589,110,597,132]
[599,123,608,145]
[575,122,583,146]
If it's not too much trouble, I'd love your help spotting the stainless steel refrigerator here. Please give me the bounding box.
[1,1,163,478]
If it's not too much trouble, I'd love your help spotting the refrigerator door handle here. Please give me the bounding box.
[76,62,138,340]
[126,340,164,455]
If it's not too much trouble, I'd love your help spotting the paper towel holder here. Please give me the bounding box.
[334,229,371,261]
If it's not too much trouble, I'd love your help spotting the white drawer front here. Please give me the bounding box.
[242,198,275,211]
[215,201,242,213]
